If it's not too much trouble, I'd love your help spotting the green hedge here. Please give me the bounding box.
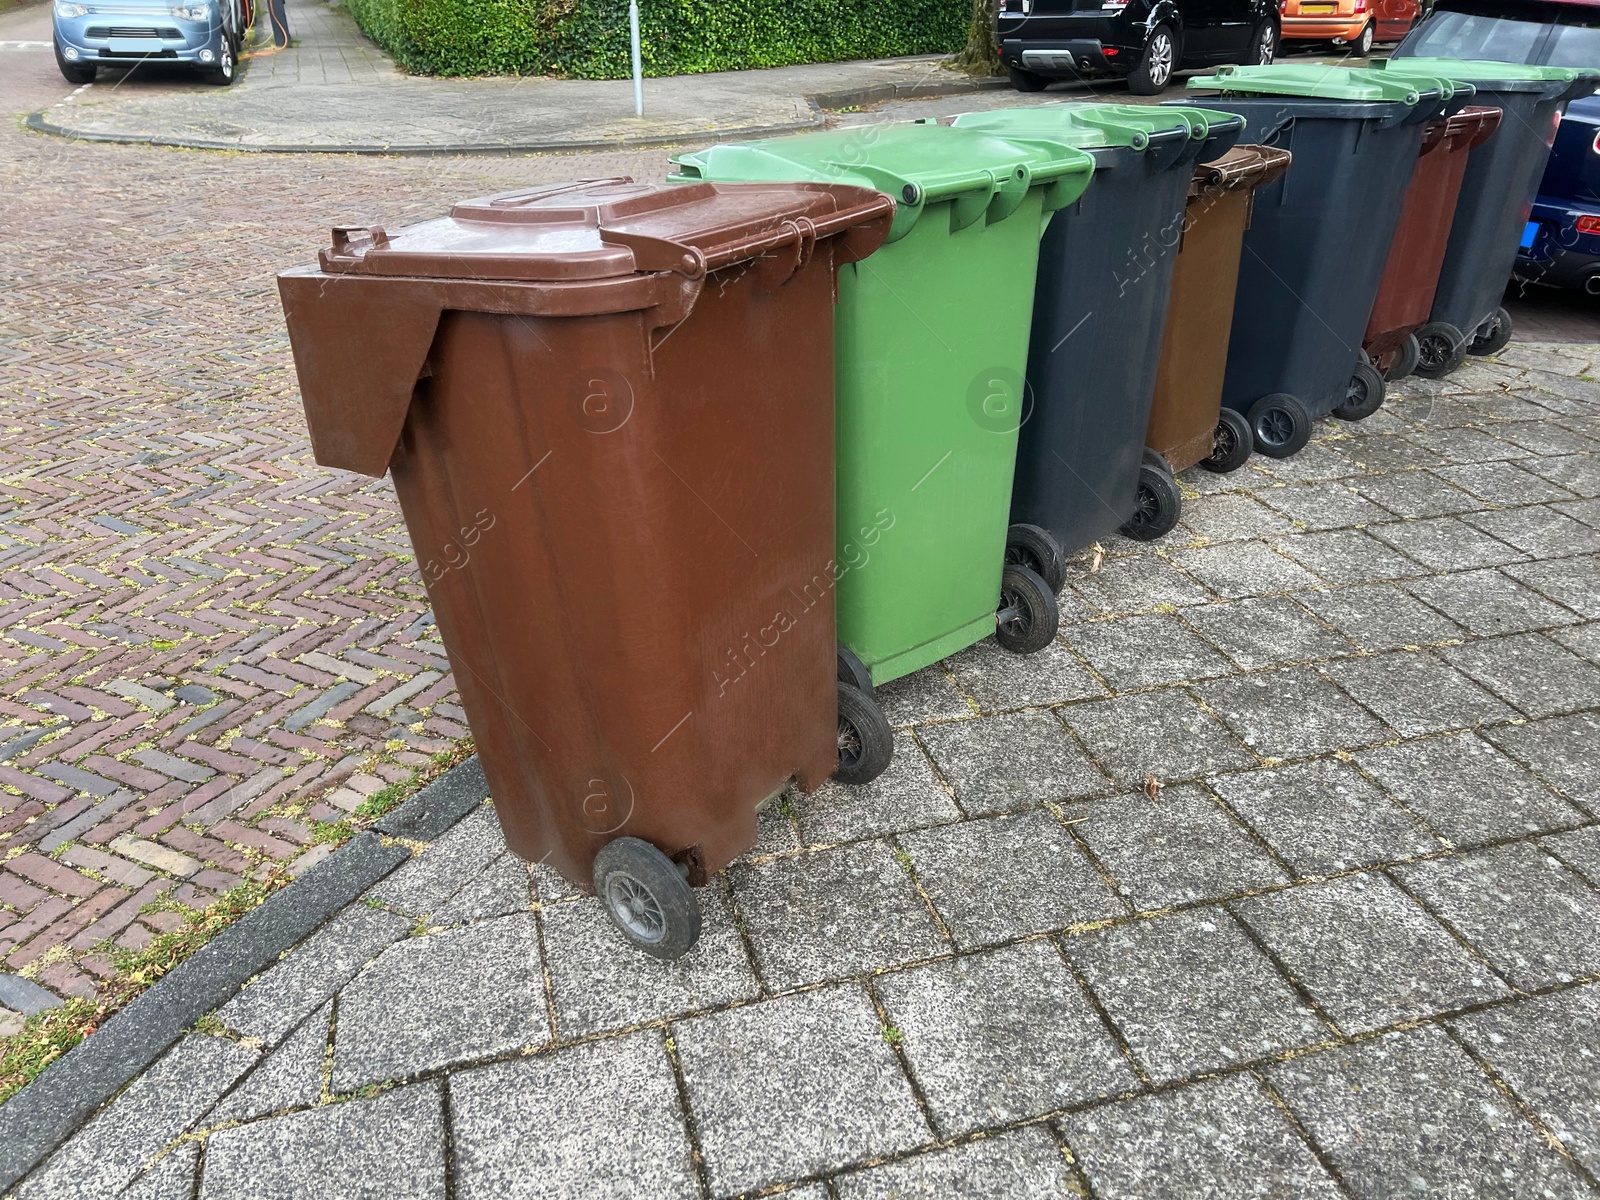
[341,0,966,78]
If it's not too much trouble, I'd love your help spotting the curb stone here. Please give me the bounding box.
[0,755,489,1193]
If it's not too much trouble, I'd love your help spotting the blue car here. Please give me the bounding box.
[1516,95,1600,294]
[53,0,245,85]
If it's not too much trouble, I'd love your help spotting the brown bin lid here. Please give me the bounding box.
[1188,144,1292,197]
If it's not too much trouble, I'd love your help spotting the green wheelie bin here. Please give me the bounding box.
[670,124,1095,782]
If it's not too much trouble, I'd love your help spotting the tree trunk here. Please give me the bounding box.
[956,0,1003,74]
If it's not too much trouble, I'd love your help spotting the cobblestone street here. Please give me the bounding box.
[4,6,1600,1197]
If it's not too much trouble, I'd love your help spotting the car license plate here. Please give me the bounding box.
[1520,220,1540,250]
[1301,4,1336,12]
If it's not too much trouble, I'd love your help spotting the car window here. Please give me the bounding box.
[1544,24,1600,67]
[1399,10,1545,61]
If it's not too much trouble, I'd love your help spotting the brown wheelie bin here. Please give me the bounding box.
[278,179,893,961]
[1362,106,1502,381]
[1144,145,1292,492]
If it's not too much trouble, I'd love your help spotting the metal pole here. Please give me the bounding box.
[629,0,643,117]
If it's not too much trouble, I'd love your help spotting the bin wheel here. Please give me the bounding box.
[1008,65,1050,92]
[1201,408,1254,474]
[1247,393,1313,459]
[1413,322,1468,379]
[1120,462,1182,541]
[837,644,875,697]
[1127,24,1176,95]
[995,564,1059,655]
[1333,360,1386,421]
[1384,333,1421,381]
[1468,307,1513,357]
[592,837,701,961]
[835,682,892,786]
[1005,523,1067,594]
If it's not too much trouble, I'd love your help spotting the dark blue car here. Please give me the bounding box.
[52,0,245,85]
[1517,95,1600,294]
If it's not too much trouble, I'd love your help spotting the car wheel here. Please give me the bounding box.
[54,42,96,83]
[204,40,236,85]
[1127,24,1176,95]
[1250,19,1277,64]
[1352,21,1374,55]
[1007,65,1050,93]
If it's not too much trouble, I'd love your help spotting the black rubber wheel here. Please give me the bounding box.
[1127,24,1176,95]
[1350,20,1374,54]
[1247,393,1313,459]
[592,837,701,961]
[995,564,1059,655]
[1413,321,1468,379]
[1120,462,1182,541]
[1250,18,1277,64]
[1201,407,1253,473]
[1383,333,1421,381]
[203,41,236,85]
[1005,523,1067,595]
[1333,360,1386,421]
[1008,65,1049,92]
[54,43,95,83]
[836,644,874,697]
[1468,306,1513,356]
[835,681,892,785]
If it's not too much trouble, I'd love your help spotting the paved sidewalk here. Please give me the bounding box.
[25,0,1003,152]
[8,341,1600,1197]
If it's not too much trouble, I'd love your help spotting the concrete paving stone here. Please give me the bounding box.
[1233,872,1509,1035]
[1370,515,1528,571]
[1543,825,1600,885]
[1506,556,1600,619]
[741,797,801,859]
[1069,552,1216,614]
[728,839,944,989]
[1269,528,1428,585]
[1057,688,1255,788]
[1487,421,1600,457]
[1177,492,1298,542]
[917,711,1110,816]
[427,851,531,927]
[0,972,63,1016]
[541,887,758,1037]
[17,1034,257,1200]
[794,732,960,846]
[1070,784,1289,911]
[943,637,1106,712]
[1464,505,1600,558]
[1322,650,1517,736]
[1555,496,1600,529]
[449,1031,696,1200]
[1268,1026,1590,1200]
[1060,1074,1342,1200]
[1451,983,1600,1178]
[1211,758,1440,876]
[877,941,1137,1136]
[1394,841,1600,989]
[1179,595,1355,670]
[332,912,547,1090]
[1412,424,1530,463]
[1349,467,1491,519]
[899,809,1126,948]
[1167,543,1324,599]
[1336,434,1447,473]
[874,666,973,727]
[1296,582,1467,652]
[1436,461,1581,506]
[365,804,506,917]
[1441,632,1600,719]
[1486,710,1600,807]
[210,1001,330,1124]
[1065,908,1325,1083]
[1356,731,1585,846]
[120,1142,199,1200]
[1253,437,1364,483]
[531,861,584,904]
[1255,481,1395,531]
[1525,452,1600,498]
[673,983,928,1195]
[1065,613,1235,691]
[833,1125,1074,1199]
[1408,567,1585,636]
[218,902,412,1046]
[1197,666,1393,759]
[1553,620,1600,665]
[199,1083,445,1200]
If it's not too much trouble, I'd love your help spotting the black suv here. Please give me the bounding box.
[997,0,1280,94]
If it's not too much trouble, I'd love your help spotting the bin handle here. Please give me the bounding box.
[329,225,391,256]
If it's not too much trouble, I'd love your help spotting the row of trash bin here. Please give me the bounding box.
[280,58,1598,959]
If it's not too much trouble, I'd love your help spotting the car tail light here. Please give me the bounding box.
[1104,45,1119,54]
[1578,215,1600,235]
[1101,0,1129,8]
[1354,0,1368,10]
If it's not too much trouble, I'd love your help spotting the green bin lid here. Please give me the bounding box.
[950,103,1238,151]
[669,122,1094,242]
[1186,63,1455,105]
[1376,57,1600,93]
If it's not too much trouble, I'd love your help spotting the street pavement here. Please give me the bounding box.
[3,3,1600,1196]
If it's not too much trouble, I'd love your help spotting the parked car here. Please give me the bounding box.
[996,0,1280,95]
[1279,0,1420,56]
[1515,94,1600,293]
[1392,0,1600,68]
[53,0,247,85]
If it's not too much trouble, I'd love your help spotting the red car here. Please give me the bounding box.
[1279,0,1420,54]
